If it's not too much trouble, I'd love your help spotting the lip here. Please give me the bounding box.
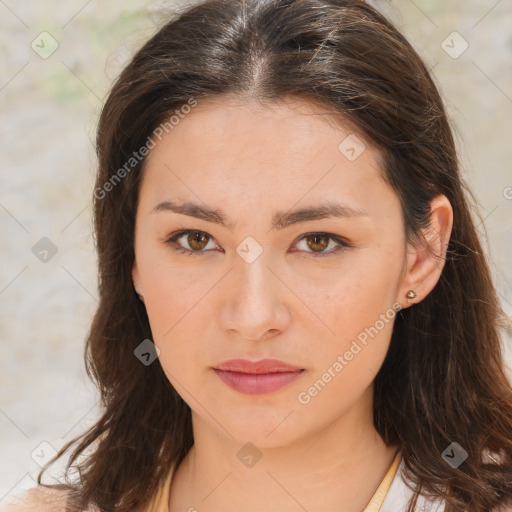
[213,359,305,395]
[214,358,304,373]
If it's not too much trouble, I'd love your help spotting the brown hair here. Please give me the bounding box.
[38,0,512,510]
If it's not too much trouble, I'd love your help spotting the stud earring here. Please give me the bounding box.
[406,290,417,302]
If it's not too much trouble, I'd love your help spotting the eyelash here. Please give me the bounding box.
[164,230,352,258]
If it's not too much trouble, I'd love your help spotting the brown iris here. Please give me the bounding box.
[187,231,209,250]
[305,234,329,253]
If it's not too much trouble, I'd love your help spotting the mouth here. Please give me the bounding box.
[212,359,305,395]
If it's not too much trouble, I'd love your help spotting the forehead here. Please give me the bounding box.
[147,94,375,161]
[139,95,391,219]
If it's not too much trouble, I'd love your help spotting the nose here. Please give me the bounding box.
[242,331,274,341]
[219,252,292,342]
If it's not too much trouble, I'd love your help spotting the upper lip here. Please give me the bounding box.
[213,358,304,374]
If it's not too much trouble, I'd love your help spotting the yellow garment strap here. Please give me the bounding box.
[147,465,174,512]
[150,450,402,512]
[363,450,402,512]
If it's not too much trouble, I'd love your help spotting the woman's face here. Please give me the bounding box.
[133,96,410,446]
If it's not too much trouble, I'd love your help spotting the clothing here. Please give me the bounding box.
[364,449,403,511]
[151,450,420,511]
[0,452,449,512]
[379,452,446,512]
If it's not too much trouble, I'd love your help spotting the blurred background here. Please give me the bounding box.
[1,0,511,499]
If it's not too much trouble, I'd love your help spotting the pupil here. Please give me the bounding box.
[308,235,328,252]
[189,231,208,250]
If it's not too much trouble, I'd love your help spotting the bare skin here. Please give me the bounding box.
[132,95,453,512]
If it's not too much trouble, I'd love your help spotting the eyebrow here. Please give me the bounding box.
[152,200,368,231]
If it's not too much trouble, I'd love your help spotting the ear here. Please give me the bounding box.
[132,260,144,302]
[397,194,453,309]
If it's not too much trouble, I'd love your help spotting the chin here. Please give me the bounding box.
[218,408,305,448]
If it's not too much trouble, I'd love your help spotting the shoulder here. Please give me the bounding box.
[380,457,445,512]
[0,486,67,512]
[0,487,71,512]
[381,456,512,512]
[0,486,97,512]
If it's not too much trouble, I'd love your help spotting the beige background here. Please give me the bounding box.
[1,0,511,499]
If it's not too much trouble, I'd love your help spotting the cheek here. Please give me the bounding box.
[137,244,215,333]
[141,269,210,399]
[143,271,211,355]
[299,289,397,381]
[295,251,401,330]
[291,249,402,373]
[137,254,225,389]
[295,282,399,413]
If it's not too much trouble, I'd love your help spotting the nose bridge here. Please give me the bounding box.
[235,246,276,309]
[221,244,289,339]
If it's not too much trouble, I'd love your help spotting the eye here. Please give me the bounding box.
[165,230,220,256]
[292,232,351,257]
[165,229,351,258]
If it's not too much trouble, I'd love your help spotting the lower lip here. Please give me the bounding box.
[213,369,304,395]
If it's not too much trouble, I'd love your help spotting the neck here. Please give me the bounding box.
[169,388,398,512]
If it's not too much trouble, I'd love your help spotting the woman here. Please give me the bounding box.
[3,0,512,511]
